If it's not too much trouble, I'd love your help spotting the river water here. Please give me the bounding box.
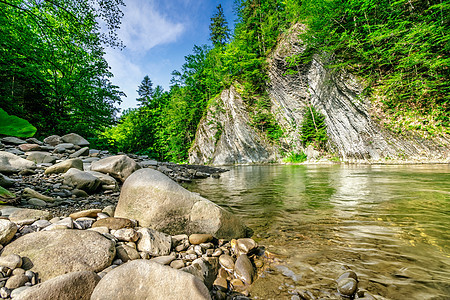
[186,164,450,300]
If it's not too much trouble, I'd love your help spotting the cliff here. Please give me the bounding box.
[189,24,450,165]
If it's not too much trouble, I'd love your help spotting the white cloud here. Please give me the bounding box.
[119,0,185,52]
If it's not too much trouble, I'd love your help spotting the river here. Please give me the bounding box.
[186,164,450,300]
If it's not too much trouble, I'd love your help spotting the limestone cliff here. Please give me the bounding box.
[189,24,450,165]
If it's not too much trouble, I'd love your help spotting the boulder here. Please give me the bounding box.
[8,208,52,225]
[26,152,57,164]
[1,230,115,282]
[0,219,17,245]
[44,158,83,175]
[86,171,118,189]
[114,169,249,239]
[22,188,54,202]
[63,168,101,193]
[0,151,36,174]
[90,260,211,300]
[1,137,26,145]
[14,271,100,300]
[90,155,141,182]
[43,135,62,146]
[61,133,90,147]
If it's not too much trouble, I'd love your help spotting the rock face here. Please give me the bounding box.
[14,271,100,300]
[114,169,249,239]
[189,23,450,164]
[0,151,36,174]
[1,230,115,281]
[90,260,211,300]
[90,155,141,182]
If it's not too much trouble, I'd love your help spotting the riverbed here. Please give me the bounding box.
[186,164,450,300]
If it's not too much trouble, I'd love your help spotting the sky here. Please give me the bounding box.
[104,0,236,112]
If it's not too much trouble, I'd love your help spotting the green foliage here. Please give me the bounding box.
[298,0,450,134]
[0,108,36,137]
[0,0,124,138]
[283,151,307,163]
[0,186,16,204]
[300,106,328,149]
[137,75,154,107]
[210,5,230,48]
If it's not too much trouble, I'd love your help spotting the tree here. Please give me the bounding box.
[209,4,230,48]
[0,0,124,138]
[137,75,154,106]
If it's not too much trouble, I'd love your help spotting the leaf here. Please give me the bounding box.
[0,186,18,204]
[0,108,37,137]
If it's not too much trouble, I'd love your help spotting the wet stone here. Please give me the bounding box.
[213,277,228,292]
[236,238,257,254]
[189,234,213,245]
[219,254,235,272]
[234,254,255,284]
[337,278,358,297]
[337,270,358,282]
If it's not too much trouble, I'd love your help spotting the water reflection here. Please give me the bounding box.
[186,164,450,299]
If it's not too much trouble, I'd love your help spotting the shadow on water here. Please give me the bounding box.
[186,164,450,300]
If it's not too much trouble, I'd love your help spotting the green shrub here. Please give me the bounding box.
[300,106,328,149]
[0,108,36,137]
[283,151,307,163]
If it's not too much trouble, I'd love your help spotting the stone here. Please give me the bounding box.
[68,147,89,159]
[0,254,22,269]
[90,260,211,300]
[337,278,358,297]
[234,254,255,284]
[22,188,54,202]
[54,143,75,153]
[13,271,100,300]
[0,151,36,174]
[71,189,89,198]
[214,277,228,292]
[219,254,235,272]
[0,287,11,298]
[102,205,115,217]
[1,137,26,145]
[0,219,17,245]
[8,209,52,225]
[5,274,28,289]
[44,158,83,175]
[337,270,358,282]
[170,260,185,269]
[1,230,115,282]
[306,144,320,160]
[236,238,257,254]
[181,257,219,289]
[25,138,42,145]
[90,155,141,182]
[111,228,139,242]
[0,173,15,188]
[115,169,249,239]
[26,151,57,164]
[63,168,101,193]
[69,209,101,219]
[136,228,172,256]
[150,255,176,265]
[92,217,134,230]
[61,133,90,147]
[32,219,51,229]
[28,198,47,207]
[18,144,40,152]
[189,234,213,245]
[116,245,140,262]
[86,171,118,187]
[88,227,109,235]
[43,135,62,146]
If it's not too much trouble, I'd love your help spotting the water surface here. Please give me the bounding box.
[186,164,450,300]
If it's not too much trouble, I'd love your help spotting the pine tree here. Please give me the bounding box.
[209,4,230,48]
[137,75,154,106]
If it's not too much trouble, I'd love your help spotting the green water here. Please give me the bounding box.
[186,164,450,300]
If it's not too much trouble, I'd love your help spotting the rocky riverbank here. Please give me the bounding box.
[0,133,264,299]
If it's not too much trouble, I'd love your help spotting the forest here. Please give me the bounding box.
[1,0,449,162]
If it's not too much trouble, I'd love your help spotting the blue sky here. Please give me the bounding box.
[104,0,236,111]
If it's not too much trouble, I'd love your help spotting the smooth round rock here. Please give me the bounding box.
[234,254,255,284]
[213,277,228,292]
[0,254,22,269]
[69,209,101,219]
[337,278,358,297]
[90,260,211,300]
[92,217,134,230]
[5,274,28,289]
[169,260,185,269]
[236,238,257,254]
[189,234,213,245]
[1,230,115,282]
[337,270,358,282]
[219,254,235,271]
[0,219,17,245]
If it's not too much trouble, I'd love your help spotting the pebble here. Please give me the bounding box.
[0,254,22,270]
[0,287,11,298]
[150,255,176,265]
[219,254,235,272]
[5,274,29,289]
[189,233,213,245]
[169,260,185,269]
[214,277,228,292]
[69,209,101,219]
[337,278,358,297]
[236,238,257,254]
[337,270,358,282]
[234,254,255,284]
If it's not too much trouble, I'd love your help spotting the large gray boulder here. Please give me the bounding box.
[26,151,57,164]
[1,230,115,281]
[114,169,249,239]
[0,151,36,174]
[90,155,141,182]
[90,260,211,300]
[1,137,26,145]
[43,135,62,146]
[63,168,101,193]
[14,271,100,300]
[44,158,83,175]
[61,133,90,147]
